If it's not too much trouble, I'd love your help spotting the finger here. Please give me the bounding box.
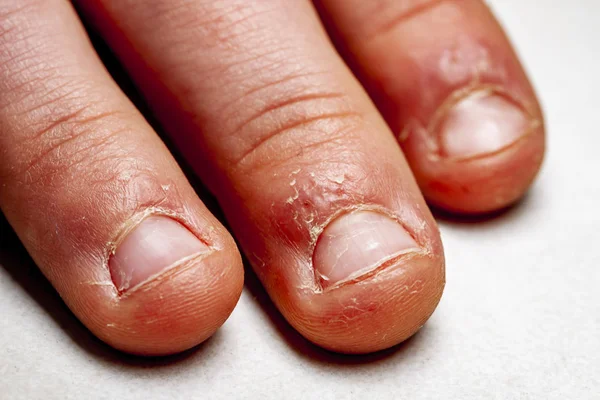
[0,0,243,355]
[78,0,445,353]
[315,0,545,213]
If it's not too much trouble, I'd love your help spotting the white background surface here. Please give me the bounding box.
[1,1,599,399]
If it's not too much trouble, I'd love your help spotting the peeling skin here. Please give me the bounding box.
[84,281,114,287]
[286,177,299,204]
[262,153,437,298]
[398,36,539,162]
[329,174,345,184]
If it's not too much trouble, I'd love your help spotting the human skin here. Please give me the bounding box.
[0,0,544,355]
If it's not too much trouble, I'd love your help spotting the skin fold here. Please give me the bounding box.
[0,0,544,355]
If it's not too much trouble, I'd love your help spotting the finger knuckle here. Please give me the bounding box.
[231,86,364,171]
[358,0,454,41]
[4,93,133,188]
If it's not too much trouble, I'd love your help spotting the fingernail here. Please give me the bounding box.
[438,91,529,159]
[109,216,209,293]
[313,211,419,289]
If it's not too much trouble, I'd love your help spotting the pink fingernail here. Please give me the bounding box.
[109,216,209,293]
[438,91,529,159]
[313,211,419,289]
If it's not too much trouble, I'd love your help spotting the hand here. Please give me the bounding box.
[0,0,544,355]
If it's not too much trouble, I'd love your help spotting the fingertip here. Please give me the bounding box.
[278,210,446,354]
[410,119,545,214]
[77,227,244,356]
[288,250,445,354]
[316,0,546,214]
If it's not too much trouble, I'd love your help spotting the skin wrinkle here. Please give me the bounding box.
[229,91,348,138]
[359,0,454,41]
[0,15,81,109]
[204,59,358,170]
[54,129,133,175]
[153,3,299,90]
[234,110,363,168]
[141,2,362,173]
[16,110,128,178]
[0,1,51,54]
[0,40,48,76]
[0,1,37,22]
[151,0,276,54]
[243,126,361,174]
[0,23,138,186]
[224,70,331,113]
[0,57,70,98]
[219,66,359,162]
[198,44,300,85]
[239,57,318,90]
[0,71,57,109]
[11,80,90,121]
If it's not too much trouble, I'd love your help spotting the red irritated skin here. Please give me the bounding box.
[318,0,546,214]
[222,119,446,353]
